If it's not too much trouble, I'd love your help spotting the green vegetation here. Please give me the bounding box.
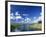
[11,21,42,31]
[11,23,21,31]
[28,23,42,31]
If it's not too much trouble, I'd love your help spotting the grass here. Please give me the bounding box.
[11,23,42,32]
[11,23,21,31]
[28,23,42,31]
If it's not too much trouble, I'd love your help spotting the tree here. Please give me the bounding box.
[38,21,42,23]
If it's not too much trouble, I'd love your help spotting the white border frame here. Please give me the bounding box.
[7,2,44,35]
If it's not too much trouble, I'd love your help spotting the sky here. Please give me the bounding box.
[10,5,42,23]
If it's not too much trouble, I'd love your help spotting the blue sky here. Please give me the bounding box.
[10,5,42,23]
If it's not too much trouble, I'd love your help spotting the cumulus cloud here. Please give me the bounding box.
[33,16,42,23]
[23,18,32,23]
[10,11,23,20]
[10,16,14,19]
[32,12,42,23]
[15,15,22,19]
[10,16,16,20]
[15,11,22,19]
[10,13,15,20]
[23,14,28,16]
[10,13,14,16]
[15,11,20,15]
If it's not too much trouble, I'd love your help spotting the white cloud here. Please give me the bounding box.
[15,11,20,15]
[40,12,43,16]
[10,16,16,20]
[10,13,14,19]
[15,15,22,19]
[15,11,23,19]
[33,16,42,23]
[10,13,16,20]
[24,18,31,23]
[10,16,13,19]
[10,11,22,20]
[21,17,31,23]
[32,12,42,23]
[10,15,22,20]
[10,13,14,16]
[23,14,28,16]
